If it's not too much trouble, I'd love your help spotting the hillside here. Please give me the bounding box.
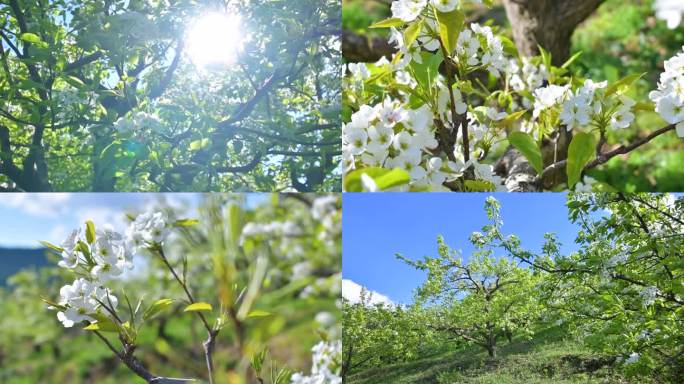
[0,247,50,285]
[347,327,631,384]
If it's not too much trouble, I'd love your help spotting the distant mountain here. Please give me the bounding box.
[0,247,51,285]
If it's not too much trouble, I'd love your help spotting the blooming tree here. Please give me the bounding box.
[0,0,340,192]
[342,0,684,192]
[40,194,341,383]
[471,193,684,381]
[341,290,433,380]
[397,224,541,358]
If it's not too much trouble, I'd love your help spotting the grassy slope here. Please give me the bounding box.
[347,327,632,384]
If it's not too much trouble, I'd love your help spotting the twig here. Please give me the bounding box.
[157,246,217,384]
[537,124,676,184]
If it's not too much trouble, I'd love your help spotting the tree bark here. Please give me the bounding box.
[342,30,396,63]
[502,0,605,65]
[497,0,605,190]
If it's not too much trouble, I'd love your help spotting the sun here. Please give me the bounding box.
[185,12,245,68]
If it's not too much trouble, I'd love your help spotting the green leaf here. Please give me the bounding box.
[496,110,527,128]
[409,51,443,91]
[85,220,96,244]
[64,75,86,89]
[143,298,174,320]
[19,33,43,44]
[566,132,598,188]
[183,302,213,312]
[227,204,242,246]
[174,218,199,227]
[41,296,66,311]
[538,45,552,70]
[77,240,92,263]
[508,132,543,174]
[434,9,464,54]
[369,18,406,29]
[561,51,583,69]
[39,240,64,253]
[403,19,423,49]
[98,89,121,98]
[499,36,518,57]
[605,73,646,96]
[18,79,45,90]
[84,316,119,333]
[633,101,655,112]
[344,167,410,192]
[189,138,210,151]
[374,168,411,190]
[464,180,495,192]
[246,310,272,318]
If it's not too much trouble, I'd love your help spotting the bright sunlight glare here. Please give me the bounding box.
[185,12,244,68]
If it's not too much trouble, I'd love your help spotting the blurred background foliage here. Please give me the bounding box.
[0,194,341,383]
[342,0,684,192]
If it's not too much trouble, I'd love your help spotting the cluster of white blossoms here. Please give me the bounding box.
[56,278,118,328]
[113,111,163,135]
[508,57,549,95]
[343,99,465,189]
[649,46,684,137]
[639,286,659,306]
[532,79,636,132]
[391,0,482,22]
[343,94,508,190]
[240,221,302,244]
[290,340,342,384]
[52,88,96,121]
[51,212,170,328]
[454,24,507,77]
[653,0,684,29]
[624,352,640,365]
[312,196,341,239]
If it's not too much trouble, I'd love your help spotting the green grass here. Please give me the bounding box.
[347,327,634,384]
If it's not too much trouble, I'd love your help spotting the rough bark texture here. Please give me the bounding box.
[497,0,605,190]
[342,30,396,63]
[502,0,605,65]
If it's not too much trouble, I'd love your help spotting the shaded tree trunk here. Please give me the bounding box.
[342,30,396,63]
[341,341,353,382]
[485,324,497,358]
[502,0,605,65]
[498,0,605,190]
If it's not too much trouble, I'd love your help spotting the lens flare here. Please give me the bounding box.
[186,12,244,68]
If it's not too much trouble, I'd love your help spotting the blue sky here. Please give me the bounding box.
[0,194,202,249]
[343,193,581,304]
[0,193,272,249]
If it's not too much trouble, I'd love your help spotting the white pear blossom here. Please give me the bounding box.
[59,229,83,269]
[624,352,640,365]
[391,0,427,22]
[650,47,684,137]
[653,0,684,29]
[127,211,169,249]
[91,232,133,282]
[290,341,342,384]
[533,84,570,118]
[56,278,118,328]
[431,0,459,13]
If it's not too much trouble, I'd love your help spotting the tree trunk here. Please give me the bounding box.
[485,323,497,358]
[342,30,396,63]
[502,0,605,65]
[497,0,605,190]
[341,341,353,382]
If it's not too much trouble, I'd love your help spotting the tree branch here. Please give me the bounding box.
[538,124,676,184]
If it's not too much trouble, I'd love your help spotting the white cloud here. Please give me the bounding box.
[342,279,394,306]
[0,193,71,217]
[47,224,69,244]
[75,207,128,233]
